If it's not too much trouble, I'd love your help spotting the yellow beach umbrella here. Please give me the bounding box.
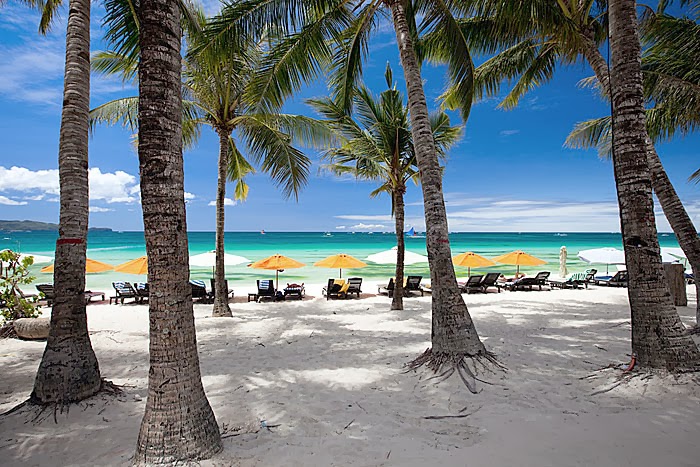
[492,250,546,275]
[41,258,114,274]
[314,253,367,278]
[452,251,496,277]
[249,254,306,290]
[114,256,148,275]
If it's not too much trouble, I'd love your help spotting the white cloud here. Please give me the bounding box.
[89,206,113,213]
[0,166,140,204]
[208,198,236,207]
[23,194,44,201]
[350,223,387,230]
[0,39,65,106]
[335,225,346,230]
[431,194,700,233]
[499,129,520,136]
[184,192,196,200]
[0,196,27,206]
[335,214,393,221]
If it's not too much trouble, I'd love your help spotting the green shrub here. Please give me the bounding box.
[0,250,39,322]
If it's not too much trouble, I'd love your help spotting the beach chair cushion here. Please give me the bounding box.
[339,282,350,294]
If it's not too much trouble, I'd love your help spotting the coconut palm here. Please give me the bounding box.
[134,0,222,461]
[455,0,700,365]
[92,9,327,317]
[205,0,495,390]
[311,64,462,311]
[16,0,103,403]
[606,0,700,370]
[477,1,700,326]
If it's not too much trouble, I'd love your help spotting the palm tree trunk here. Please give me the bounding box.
[389,0,486,360]
[584,27,700,326]
[392,187,405,310]
[213,131,232,317]
[608,0,700,371]
[645,138,700,324]
[135,0,222,462]
[32,0,101,404]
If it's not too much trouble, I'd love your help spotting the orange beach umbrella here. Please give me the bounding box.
[492,250,546,275]
[249,254,305,290]
[114,256,148,275]
[41,258,114,274]
[452,252,496,277]
[314,253,367,278]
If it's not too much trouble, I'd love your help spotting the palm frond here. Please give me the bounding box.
[92,50,138,82]
[227,138,254,201]
[564,116,611,158]
[419,0,475,121]
[245,4,352,113]
[328,0,380,112]
[235,115,311,200]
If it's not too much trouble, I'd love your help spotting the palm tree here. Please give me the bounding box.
[92,11,326,318]
[21,0,103,403]
[311,64,462,311]
[456,0,700,364]
[605,0,700,370]
[134,0,222,461]
[206,0,495,389]
[469,0,700,327]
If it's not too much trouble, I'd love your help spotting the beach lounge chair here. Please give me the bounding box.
[256,279,276,302]
[84,290,106,303]
[110,281,140,304]
[35,283,54,306]
[323,279,348,300]
[189,280,211,302]
[210,279,234,301]
[460,275,484,294]
[283,283,305,300]
[133,282,149,302]
[378,278,395,295]
[505,271,551,291]
[595,270,628,287]
[405,275,424,296]
[479,272,503,293]
[346,277,363,298]
[37,283,104,305]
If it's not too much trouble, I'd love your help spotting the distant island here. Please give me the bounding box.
[0,220,112,232]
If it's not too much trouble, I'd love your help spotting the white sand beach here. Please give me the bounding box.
[1,282,699,466]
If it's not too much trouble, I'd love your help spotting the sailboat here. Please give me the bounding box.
[405,227,425,238]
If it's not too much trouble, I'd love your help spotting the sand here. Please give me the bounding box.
[1,282,699,466]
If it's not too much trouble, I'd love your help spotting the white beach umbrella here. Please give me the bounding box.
[366,246,428,265]
[661,247,687,266]
[559,246,568,278]
[577,247,625,275]
[189,250,250,268]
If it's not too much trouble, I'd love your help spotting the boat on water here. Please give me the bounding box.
[260,229,266,235]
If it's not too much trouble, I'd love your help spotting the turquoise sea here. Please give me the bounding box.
[0,230,684,292]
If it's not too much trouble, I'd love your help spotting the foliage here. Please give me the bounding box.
[0,250,39,322]
[311,63,461,210]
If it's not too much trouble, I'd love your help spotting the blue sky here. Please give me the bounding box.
[1,2,698,232]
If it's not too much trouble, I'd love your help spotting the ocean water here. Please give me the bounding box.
[0,230,684,292]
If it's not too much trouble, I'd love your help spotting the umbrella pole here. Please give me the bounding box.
[339,268,342,279]
[276,270,279,292]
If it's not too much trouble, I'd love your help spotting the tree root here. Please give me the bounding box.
[1,379,125,422]
[405,348,506,393]
[0,321,17,339]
